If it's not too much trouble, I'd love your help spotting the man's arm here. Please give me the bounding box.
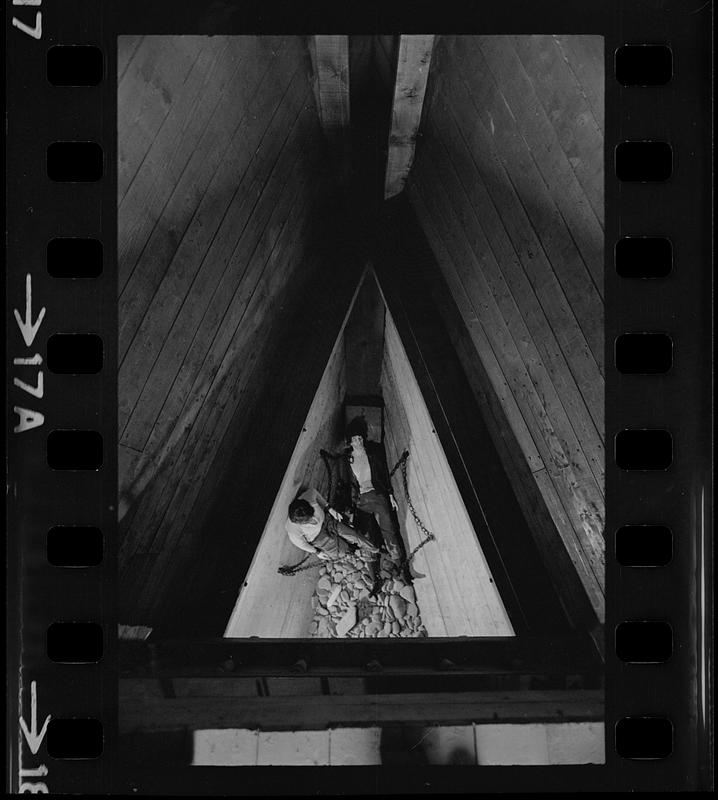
[306,487,342,520]
[285,520,319,554]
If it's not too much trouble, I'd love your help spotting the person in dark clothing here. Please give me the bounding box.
[339,416,414,584]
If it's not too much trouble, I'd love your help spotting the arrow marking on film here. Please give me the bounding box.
[14,274,46,348]
[20,682,51,755]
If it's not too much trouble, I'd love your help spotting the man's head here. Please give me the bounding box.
[345,416,368,446]
[288,498,315,524]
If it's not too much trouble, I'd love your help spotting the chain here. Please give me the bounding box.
[395,453,436,563]
[279,449,436,576]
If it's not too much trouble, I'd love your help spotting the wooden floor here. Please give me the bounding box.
[407,35,605,621]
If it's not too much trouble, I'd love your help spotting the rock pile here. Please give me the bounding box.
[307,549,428,638]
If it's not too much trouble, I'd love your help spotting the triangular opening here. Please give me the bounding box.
[224,268,514,638]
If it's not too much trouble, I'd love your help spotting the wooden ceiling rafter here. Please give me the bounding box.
[310,35,351,135]
[384,34,435,199]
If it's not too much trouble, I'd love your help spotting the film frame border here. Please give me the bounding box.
[5,0,713,793]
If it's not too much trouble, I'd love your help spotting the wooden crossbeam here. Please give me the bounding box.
[120,686,603,732]
[384,35,435,199]
[310,35,350,134]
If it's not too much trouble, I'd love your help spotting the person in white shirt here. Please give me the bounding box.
[340,416,406,568]
[285,486,379,560]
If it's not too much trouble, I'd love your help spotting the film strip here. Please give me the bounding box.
[6,0,712,794]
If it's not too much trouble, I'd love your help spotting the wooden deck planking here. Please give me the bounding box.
[414,164,603,608]
[427,99,604,438]
[553,36,605,133]
[118,36,207,204]
[120,141,320,566]
[475,37,603,289]
[424,109,604,446]
[118,36,234,214]
[510,35,604,227]
[433,54,604,375]
[125,200,323,590]
[409,244,602,626]
[120,90,316,448]
[122,76,314,454]
[448,38,604,355]
[118,37,295,347]
[407,36,605,621]
[135,161,317,493]
[419,133,604,491]
[408,187,545,475]
[117,35,145,84]
[411,167,605,611]
[118,37,263,296]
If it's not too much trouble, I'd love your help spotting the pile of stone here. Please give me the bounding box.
[307,549,428,638]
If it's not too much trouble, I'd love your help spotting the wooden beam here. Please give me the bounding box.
[311,35,350,134]
[384,35,435,199]
[120,634,602,676]
[120,687,603,732]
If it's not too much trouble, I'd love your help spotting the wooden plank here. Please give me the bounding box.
[120,84,317,447]
[553,35,605,133]
[128,224,325,613]
[446,38,604,362]
[419,131,605,491]
[412,162,605,604]
[381,312,514,637]
[118,36,206,204]
[119,36,234,208]
[409,176,604,619]
[311,35,350,132]
[119,689,604,732]
[382,197,602,620]
[127,86,316,458]
[401,231,603,626]
[384,35,435,199]
[381,366,449,636]
[476,37,603,287]
[117,35,144,85]
[121,183,326,609]
[510,35,604,226]
[118,37,293,341]
[408,187,544,475]
[143,229,364,630]
[534,468,604,619]
[118,36,264,284]
[429,55,604,378]
[431,50,603,376]
[423,106,604,444]
[120,122,320,563]
[424,134,604,494]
